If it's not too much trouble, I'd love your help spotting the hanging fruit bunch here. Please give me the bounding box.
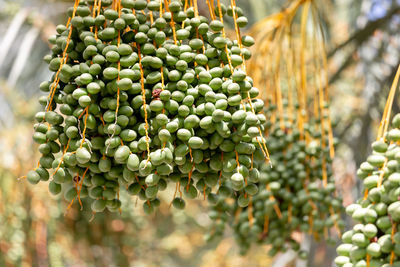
[206,0,344,256]
[335,67,400,267]
[25,0,270,214]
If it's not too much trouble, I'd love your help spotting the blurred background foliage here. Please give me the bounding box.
[2,0,400,266]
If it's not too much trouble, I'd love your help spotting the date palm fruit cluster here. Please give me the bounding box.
[335,114,400,267]
[207,104,344,255]
[27,0,269,213]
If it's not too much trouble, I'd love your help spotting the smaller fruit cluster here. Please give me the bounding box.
[335,114,400,267]
[207,104,343,255]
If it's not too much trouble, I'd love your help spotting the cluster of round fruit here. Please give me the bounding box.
[207,105,343,255]
[27,0,268,213]
[335,114,400,267]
